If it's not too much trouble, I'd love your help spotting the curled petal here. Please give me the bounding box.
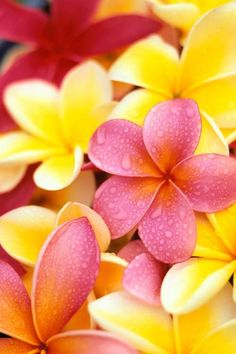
[139,181,196,264]
[173,154,236,212]
[93,176,160,238]
[118,239,147,262]
[89,119,160,177]
[0,165,26,193]
[143,99,201,172]
[32,218,100,342]
[123,253,167,305]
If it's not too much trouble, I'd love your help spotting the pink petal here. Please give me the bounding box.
[123,253,167,305]
[0,166,35,216]
[118,240,148,262]
[47,330,138,354]
[0,246,25,277]
[51,0,99,39]
[0,0,50,46]
[32,219,100,342]
[73,15,161,57]
[93,176,161,239]
[138,181,196,264]
[143,99,201,173]
[89,119,161,177]
[172,154,236,212]
[0,261,39,345]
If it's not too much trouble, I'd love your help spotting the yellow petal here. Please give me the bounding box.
[174,283,236,354]
[56,202,110,251]
[150,1,200,32]
[194,213,233,261]
[109,35,178,97]
[4,80,63,145]
[195,111,229,155]
[33,147,83,191]
[89,291,175,354]
[0,132,64,165]
[161,258,236,314]
[109,89,165,126]
[0,165,26,193]
[0,206,56,266]
[60,61,112,148]
[208,204,236,257]
[32,171,96,210]
[222,128,236,144]
[95,0,147,18]
[94,253,127,298]
[179,3,236,93]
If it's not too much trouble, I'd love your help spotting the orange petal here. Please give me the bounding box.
[0,338,35,354]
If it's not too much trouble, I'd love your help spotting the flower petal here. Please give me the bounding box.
[173,154,236,212]
[75,15,161,57]
[0,261,39,344]
[4,80,62,145]
[0,165,26,193]
[118,239,147,262]
[109,88,165,126]
[56,201,110,251]
[89,291,175,354]
[89,119,160,177]
[94,253,127,298]
[161,258,236,314]
[34,147,83,191]
[0,206,56,266]
[32,218,100,342]
[139,181,196,264]
[123,253,166,305]
[0,338,35,354]
[0,246,25,277]
[93,176,160,238]
[47,330,138,354]
[175,283,236,354]
[0,0,49,45]
[179,3,236,92]
[60,61,112,150]
[109,35,178,96]
[143,98,201,172]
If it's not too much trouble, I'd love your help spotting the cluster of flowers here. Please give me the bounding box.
[1,0,236,353]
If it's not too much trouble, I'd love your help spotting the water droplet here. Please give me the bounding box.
[151,205,162,219]
[165,231,172,238]
[121,154,131,170]
[96,127,106,145]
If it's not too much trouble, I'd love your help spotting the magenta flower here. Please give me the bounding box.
[0,0,161,131]
[89,98,236,264]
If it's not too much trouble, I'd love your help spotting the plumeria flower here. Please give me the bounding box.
[0,0,161,131]
[148,0,231,39]
[0,61,114,192]
[161,205,236,314]
[89,284,236,354]
[0,245,25,277]
[109,3,236,154]
[0,218,138,354]
[88,99,236,264]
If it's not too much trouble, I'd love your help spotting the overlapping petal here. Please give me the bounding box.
[139,181,196,263]
[32,218,100,342]
[89,119,161,177]
[0,338,34,354]
[143,99,201,172]
[93,176,161,238]
[173,154,236,212]
[0,165,26,193]
[118,239,147,262]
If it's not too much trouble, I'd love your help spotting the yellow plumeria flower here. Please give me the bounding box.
[149,0,233,38]
[89,284,236,354]
[0,60,114,191]
[160,206,236,314]
[109,3,236,155]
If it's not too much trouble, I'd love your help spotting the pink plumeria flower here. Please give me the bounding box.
[89,98,236,263]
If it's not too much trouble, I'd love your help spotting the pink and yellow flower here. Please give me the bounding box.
[88,99,236,263]
[109,3,236,153]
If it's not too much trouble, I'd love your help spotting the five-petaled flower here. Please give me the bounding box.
[0,217,137,354]
[89,98,236,263]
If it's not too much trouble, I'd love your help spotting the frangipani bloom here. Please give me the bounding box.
[0,218,138,354]
[149,0,231,37]
[161,206,236,314]
[0,0,161,131]
[109,3,236,153]
[0,61,113,192]
[89,284,236,354]
[89,99,236,264]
